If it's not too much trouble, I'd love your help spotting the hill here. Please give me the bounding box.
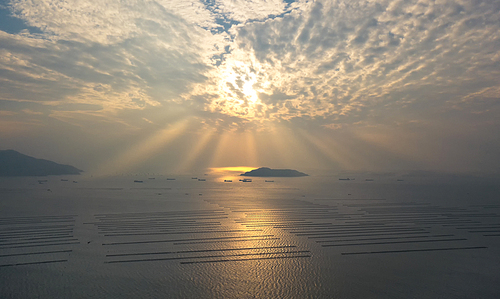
[240,167,308,177]
[0,150,82,176]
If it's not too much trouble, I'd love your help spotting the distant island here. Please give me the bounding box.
[0,150,82,176]
[240,167,308,177]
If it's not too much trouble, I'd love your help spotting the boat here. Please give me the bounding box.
[265,180,274,182]
[166,178,176,180]
[133,180,143,183]
[339,178,350,181]
[224,180,232,182]
[242,179,252,182]
[191,177,198,180]
[198,178,206,181]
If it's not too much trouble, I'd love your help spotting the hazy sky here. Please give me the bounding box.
[0,0,499,175]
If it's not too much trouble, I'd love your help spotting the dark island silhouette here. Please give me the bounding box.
[240,167,308,177]
[0,150,82,176]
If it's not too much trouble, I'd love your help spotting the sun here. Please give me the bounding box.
[209,59,269,120]
[242,72,259,104]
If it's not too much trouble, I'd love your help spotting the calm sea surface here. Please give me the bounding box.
[1,173,499,298]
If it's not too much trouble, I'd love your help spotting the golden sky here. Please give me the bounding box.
[0,0,499,175]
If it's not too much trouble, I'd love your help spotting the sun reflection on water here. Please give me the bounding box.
[208,166,258,182]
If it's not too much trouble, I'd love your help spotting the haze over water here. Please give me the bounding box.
[1,0,499,297]
[1,172,500,298]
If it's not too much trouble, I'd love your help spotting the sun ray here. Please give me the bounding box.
[267,125,322,169]
[243,131,260,167]
[174,129,216,173]
[265,126,295,167]
[351,127,432,169]
[208,130,234,167]
[295,130,359,170]
[208,129,263,168]
[92,119,190,176]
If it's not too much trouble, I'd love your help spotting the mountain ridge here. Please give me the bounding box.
[0,150,82,176]
[240,167,308,177]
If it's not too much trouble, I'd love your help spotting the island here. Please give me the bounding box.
[240,167,308,177]
[0,150,82,176]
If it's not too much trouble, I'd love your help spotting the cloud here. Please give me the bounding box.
[9,0,216,43]
[1,0,498,127]
[0,0,499,173]
[21,108,43,115]
[192,0,500,128]
[1,0,230,128]
[213,0,291,22]
[0,110,17,116]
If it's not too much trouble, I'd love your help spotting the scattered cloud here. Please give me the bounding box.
[21,108,42,115]
[0,0,499,173]
[0,110,17,116]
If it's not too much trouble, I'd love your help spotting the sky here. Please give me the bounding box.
[0,0,499,176]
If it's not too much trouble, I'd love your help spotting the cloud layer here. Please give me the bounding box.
[0,0,499,173]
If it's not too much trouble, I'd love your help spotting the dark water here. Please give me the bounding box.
[1,174,499,298]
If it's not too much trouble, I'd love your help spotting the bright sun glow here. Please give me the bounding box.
[208,166,258,174]
[208,59,269,120]
[208,166,259,182]
[242,73,259,104]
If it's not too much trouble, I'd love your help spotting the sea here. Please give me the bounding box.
[1,171,500,298]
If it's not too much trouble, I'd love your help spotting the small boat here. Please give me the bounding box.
[242,179,252,182]
[61,179,68,181]
[339,178,350,181]
[265,180,274,182]
[198,178,206,181]
[133,180,143,183]
[191,177,198,180]
[224,180,232,182]
[166,178,176,180]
